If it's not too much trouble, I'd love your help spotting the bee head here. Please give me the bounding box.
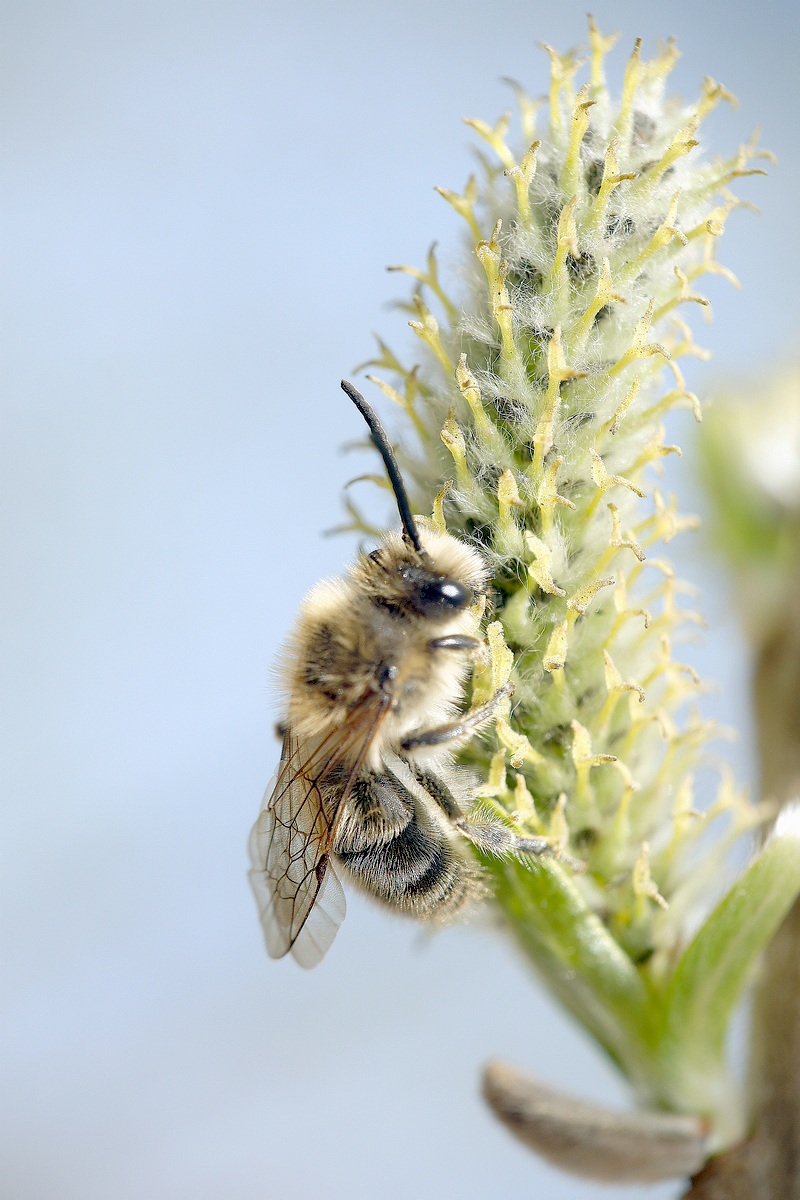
[359,531,487,624]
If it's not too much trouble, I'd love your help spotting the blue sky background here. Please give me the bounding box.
[2,2,798,1197]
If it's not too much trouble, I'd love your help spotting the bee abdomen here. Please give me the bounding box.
[335,809,480,921]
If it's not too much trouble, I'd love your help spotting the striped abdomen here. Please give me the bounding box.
[332,757,482,921]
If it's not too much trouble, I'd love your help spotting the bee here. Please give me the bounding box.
[248,380,550,967]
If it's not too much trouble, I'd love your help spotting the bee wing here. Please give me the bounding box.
[248,700,388,968]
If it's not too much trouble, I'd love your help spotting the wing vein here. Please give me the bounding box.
[248,693,390,967]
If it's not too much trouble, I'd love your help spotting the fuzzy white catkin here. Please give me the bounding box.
[359,27,771,973]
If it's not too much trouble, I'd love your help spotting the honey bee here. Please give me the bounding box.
[248,380,549,967]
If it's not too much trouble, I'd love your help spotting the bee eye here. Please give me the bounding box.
[418,578,471,613]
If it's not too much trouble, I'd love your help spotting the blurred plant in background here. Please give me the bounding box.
[345,20,800,1193]
[701,365,800,643]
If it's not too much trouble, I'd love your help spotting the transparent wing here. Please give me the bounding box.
[248,700,388,968]
[248,730,344,967]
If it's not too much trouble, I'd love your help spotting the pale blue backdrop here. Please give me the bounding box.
[3,2,798,1198]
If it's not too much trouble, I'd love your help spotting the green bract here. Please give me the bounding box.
[350,24,800,1146]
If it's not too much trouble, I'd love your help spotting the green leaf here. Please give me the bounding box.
[485,855,658,1088]
[656,831,800,1110]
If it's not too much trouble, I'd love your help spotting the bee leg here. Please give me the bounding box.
[428,634,482,653]
[403,755,552,863]
[456,810,584,872]
[400,682,513,752]
[453,814,551,860]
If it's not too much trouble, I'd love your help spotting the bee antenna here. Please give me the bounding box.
[340,379,424,555]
